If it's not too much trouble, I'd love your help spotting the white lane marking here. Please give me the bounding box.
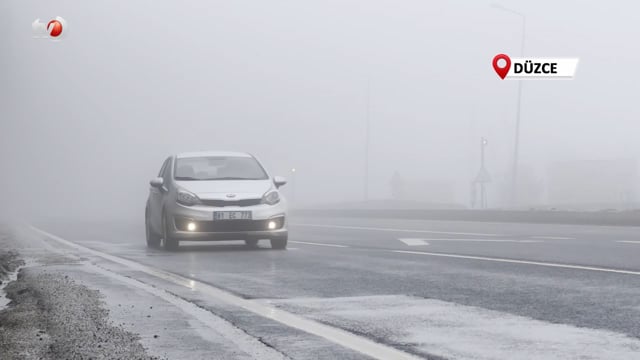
[398,238,430,246]
[31,226,420,360]
[418,238,541,243]
[531,236,574,240]
[294,223,502,237]
[393,250,640,276]
[616,241,640,244]
[85,262,287,360]
[268,295,640,360]
[290,241,349,248]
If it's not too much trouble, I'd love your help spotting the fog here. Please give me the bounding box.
[2,0,640,219]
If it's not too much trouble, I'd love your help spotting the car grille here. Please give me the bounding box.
[200,198,262,207]
[175,216,285,232]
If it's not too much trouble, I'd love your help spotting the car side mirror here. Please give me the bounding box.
[273,176,287,188]
[150,177,164,188]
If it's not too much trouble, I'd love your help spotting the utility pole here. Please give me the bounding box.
[480,137,489,208]
[474,137,491,209]
[364,79,371,202]
[492,3,526,208]
[511,14,525,208]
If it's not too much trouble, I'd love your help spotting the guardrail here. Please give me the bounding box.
[292,209,640,227]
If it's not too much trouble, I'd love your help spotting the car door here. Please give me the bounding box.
[149,157,170,233]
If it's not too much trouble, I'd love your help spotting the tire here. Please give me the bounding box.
[145,211,161,248]
[270,235,288,250]
[245,239,259,248]
[162,214,180,251]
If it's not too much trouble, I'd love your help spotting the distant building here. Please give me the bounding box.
[547,159,638,209]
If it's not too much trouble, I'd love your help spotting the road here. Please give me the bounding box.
[32,215,640,359]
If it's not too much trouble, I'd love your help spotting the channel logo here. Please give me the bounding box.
[32,16,67,40]
[492,54,579,80]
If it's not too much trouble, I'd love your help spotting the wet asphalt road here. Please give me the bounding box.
[33,216,640,359]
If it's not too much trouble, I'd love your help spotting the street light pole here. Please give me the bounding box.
[480,137,486,208]
[512,77,523,207]
[364,79,371,202]
[473,137,490,209]
[479,137,490,208]
[492,3,525,208]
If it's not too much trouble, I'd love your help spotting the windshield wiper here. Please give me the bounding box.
[175,176,199,180]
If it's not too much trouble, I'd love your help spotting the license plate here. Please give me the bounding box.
[213,211,252,220]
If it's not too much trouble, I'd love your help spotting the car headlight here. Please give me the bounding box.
[177,190,200,206]
[262,190,280,205]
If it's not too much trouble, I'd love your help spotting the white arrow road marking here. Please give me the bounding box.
[294,223,503,237]
[398,238,430,246]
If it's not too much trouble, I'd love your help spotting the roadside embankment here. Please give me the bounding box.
[0,226,158,360]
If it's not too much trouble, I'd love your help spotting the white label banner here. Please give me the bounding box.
[506,58,579,79]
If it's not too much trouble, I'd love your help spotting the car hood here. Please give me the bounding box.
[175,179,273,200]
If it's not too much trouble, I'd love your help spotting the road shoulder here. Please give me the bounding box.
[0,225,158,360]
[0,223,288,360]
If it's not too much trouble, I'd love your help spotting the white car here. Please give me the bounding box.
[145,151,288,250]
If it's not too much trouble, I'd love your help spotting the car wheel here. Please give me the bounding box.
[145,212,161,248]
[270,235,288,250]
[245,239,259,248]
[162,214,179,251]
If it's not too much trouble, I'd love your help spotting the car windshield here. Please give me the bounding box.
[174,156,268,181]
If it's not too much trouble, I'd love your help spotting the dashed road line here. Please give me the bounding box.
[531,236,574,240]
[616,240,640,244]
[406,238,541,243]
[290,241,349,248]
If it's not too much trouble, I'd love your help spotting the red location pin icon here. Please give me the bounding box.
[492,54,511,79]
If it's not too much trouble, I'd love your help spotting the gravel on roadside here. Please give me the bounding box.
[0,233,160,360]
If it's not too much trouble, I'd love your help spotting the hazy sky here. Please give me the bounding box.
[2,1,639,218]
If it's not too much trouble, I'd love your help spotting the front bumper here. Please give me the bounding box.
[167,201,287,241]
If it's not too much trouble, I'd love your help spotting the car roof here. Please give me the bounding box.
[175,151,253,159]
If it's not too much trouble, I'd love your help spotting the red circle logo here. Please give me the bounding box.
[47,20,63,37]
